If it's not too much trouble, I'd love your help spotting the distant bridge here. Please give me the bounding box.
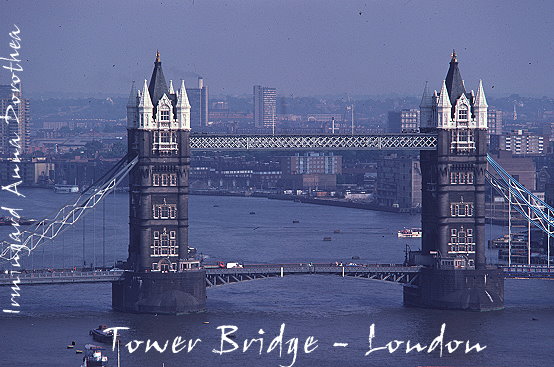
[1,264,552,287]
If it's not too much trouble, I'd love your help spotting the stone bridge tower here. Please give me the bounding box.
[404,52,504,311]
[112,52,206,314]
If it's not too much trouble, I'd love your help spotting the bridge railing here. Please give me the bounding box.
[502,265,554,274]
[206,264,421,274]
[0,270,124,280]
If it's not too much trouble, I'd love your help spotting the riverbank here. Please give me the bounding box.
[190,189,415,213]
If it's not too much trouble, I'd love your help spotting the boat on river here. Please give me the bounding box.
[89,325,113,344]
[397,228,422,238]
[54,184,80,193]
[80,344,109,367]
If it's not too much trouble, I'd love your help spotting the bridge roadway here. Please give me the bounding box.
[0,264,422,287]
[1,264,553,287]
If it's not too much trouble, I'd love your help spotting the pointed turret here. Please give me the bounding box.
[177,80,191,108]
[148,51,169,107]
[127,81,138,128]
[169,80,175,94]
[445,50,466,106]
[139,79,153,108]
[420,81,432,108]
[437,80,452,108]
[419,82,433,128]
[437,80,452,127]
[474,80,488,107]
[176,80,191,129]
[473,79,488,128]
[138,79,153,129]
[127,81,137,107]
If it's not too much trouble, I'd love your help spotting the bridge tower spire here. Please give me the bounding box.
[405,52,504,311]
[112,52,206,314]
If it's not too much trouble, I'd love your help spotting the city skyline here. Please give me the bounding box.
[1,0,553,98]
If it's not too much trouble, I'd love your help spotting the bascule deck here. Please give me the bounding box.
[0,264,551,287]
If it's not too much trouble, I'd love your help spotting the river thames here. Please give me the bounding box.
[0,188,553,367]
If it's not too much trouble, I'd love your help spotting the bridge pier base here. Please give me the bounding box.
[403,268,504,311]
[112,271,206,314]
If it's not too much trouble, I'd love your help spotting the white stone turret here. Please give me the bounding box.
[473,80,488,128]
[421,53,489,132]
[138,79,154,129]
[176,80,191,130]
[437,80,452,128]
[169,80,175,94]
[127,81,138,128]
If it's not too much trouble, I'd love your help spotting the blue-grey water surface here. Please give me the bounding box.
[0,189,553,367]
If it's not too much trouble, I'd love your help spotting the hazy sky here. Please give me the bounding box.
[1,0,553,98]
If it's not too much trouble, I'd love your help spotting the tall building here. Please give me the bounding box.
[253,85,277,128]
[499,129,544,156]
[487,107,503,136]
[186,77,209,128]
[0,84,30,155]
[376,154,421,209]
[387,109,420,133]
[419,51,489,269]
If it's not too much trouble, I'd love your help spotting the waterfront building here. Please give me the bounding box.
[376,154,421,209]
[0,84,30,155]
[0,157,54,186]
[387,109,420,133]
[253,85,277,128]
[279,152,342,190]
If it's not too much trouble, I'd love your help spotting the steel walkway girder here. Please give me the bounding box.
[189,134,437,151]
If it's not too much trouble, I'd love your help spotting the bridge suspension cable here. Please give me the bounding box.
[486,154,553,266]
[0,154,138,262]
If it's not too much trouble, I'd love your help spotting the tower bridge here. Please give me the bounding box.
[2,52,553,314]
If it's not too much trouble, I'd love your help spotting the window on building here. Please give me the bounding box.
[457,105,468,121]
[152,131,178,154]
[450,129,475,152]
[152,201,177,219]
[152,173,177,186]
[449,227,476,254]
[160,108,170,122]
[450,202,474,217]
[150,227,178,257]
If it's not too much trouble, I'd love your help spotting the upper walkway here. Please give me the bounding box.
[189,134,437,151]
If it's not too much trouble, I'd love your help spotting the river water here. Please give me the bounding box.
[0,188,552,367]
